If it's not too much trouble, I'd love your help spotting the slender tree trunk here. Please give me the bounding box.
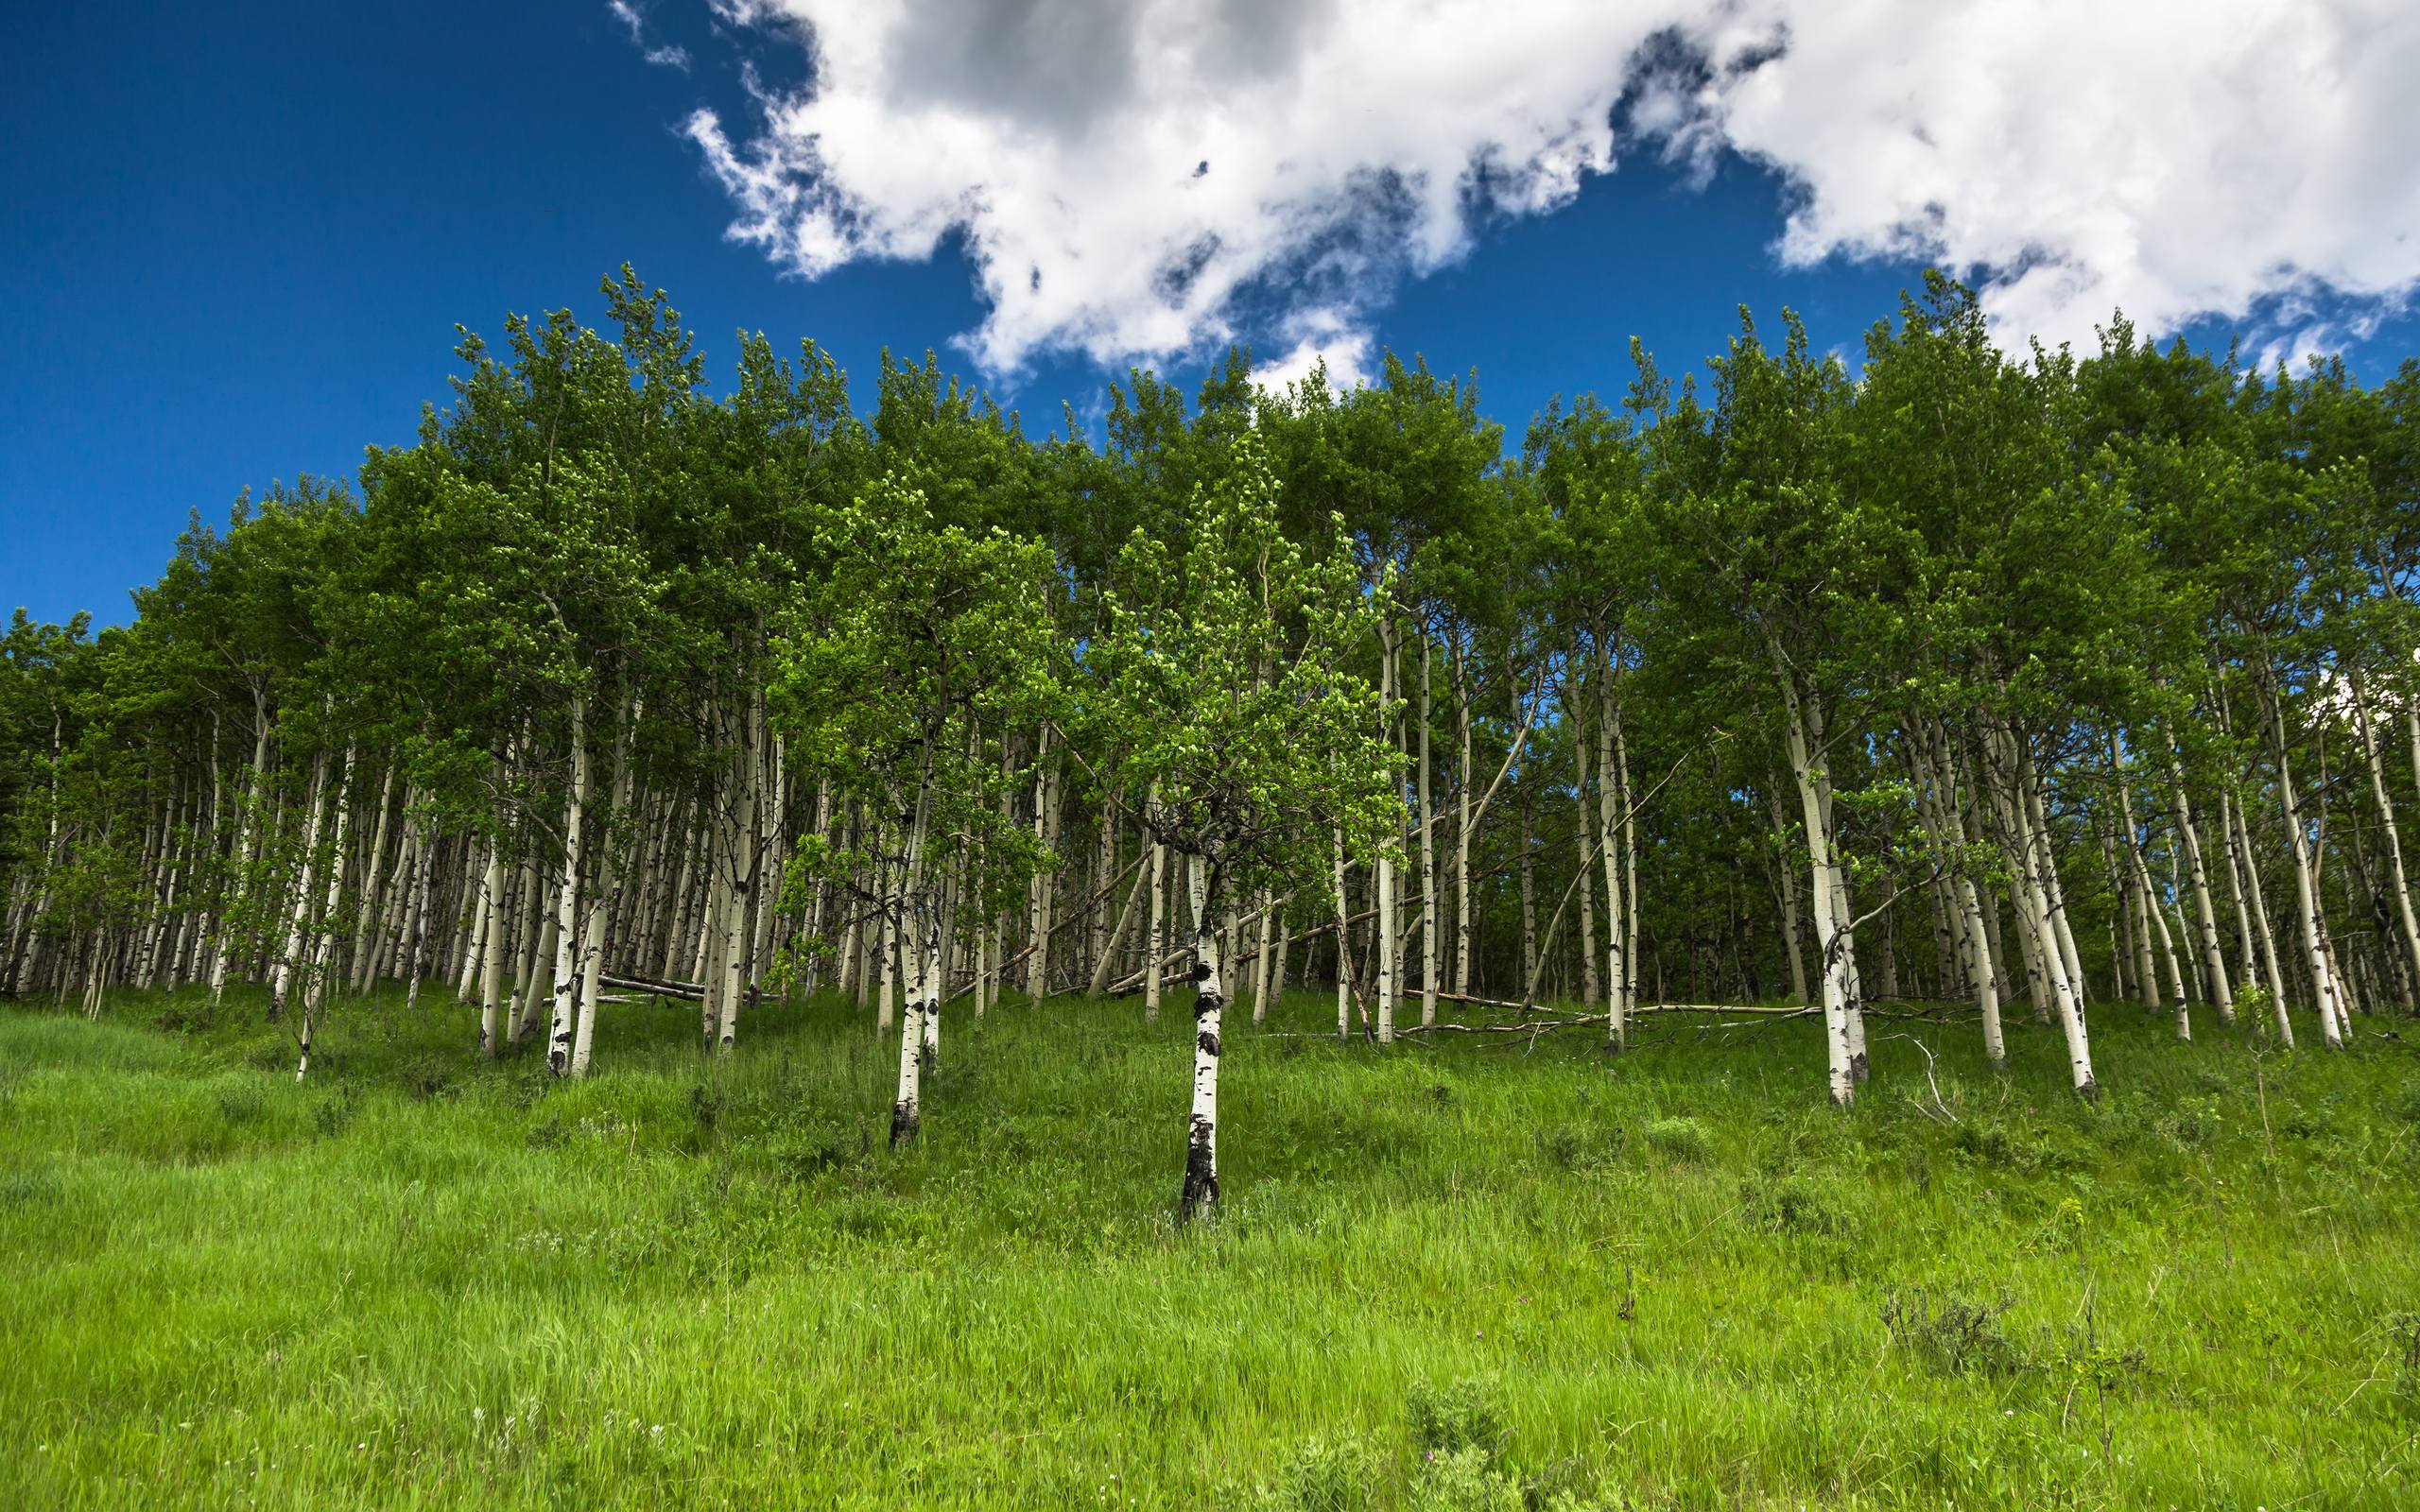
[2114,733,2189,1039]
[347,765,398,993]
[1252,886,1276,1027]
[1772,656,1858,1104]
[295,744,356,1079]
[890,901,925,1146]
[269,745,332,1024]
[1179,851,1224,1221]
[2351,672,2420,1008]
[1918,725,2003,1063]
[475,841,510,1053]
[2261,671,2346,1048]
[548,696,592,1075]
[2227,787,2292,1040]
[1597,658,1631,1048]
[890,789,934,1144]
[2167,745,2237,1023]
[1571,673,1601,1010]
[572,697,636,1076]
[1374,620,1398,1043]
[1765,785,1810,1004]
[1417,630,1439,1027]
[1144,787,1168,1023]
[1092,827,1154,998]
[1332,827,1355,1042]
[1452,643,1475,996]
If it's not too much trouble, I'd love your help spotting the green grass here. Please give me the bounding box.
[2,985,2416,1509]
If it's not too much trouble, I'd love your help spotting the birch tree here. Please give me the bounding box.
[1086,431,1399,1219]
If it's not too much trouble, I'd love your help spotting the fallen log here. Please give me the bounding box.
[1398,1002,1823,1037]
[601,971,705,1002]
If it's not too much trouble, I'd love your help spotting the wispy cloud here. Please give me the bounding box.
[610,0,691,73]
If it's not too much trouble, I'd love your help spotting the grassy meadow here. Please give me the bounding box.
[1,986,2416,1509]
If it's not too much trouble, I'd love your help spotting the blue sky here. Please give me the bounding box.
[6,1,2415,627]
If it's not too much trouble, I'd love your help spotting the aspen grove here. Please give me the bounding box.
[9,268,2420,1214]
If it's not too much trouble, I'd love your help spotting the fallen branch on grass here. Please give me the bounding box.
[601,971,704,1003]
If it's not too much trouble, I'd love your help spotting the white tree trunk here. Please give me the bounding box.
[548,696,591,1075]
[890,911,925,1145]
[269,745,331,1023]
[1417,630,1439,1027]
[295,745,356,1079]
[1994,732,2096,1094]
[1374,620,1398,1042]
[1773,659,1857,1104]
[2265,680,2346,1048]
[348,765,398,993]
[1572,676,1601,1010]
[2167,748,2237,1023]
[1332,827,1356,1040]
[1597,662,1630,1049]
[1453,644,1475,996]
[2113,736,2188,1040]
[2351,675,2420,1007]
[1252,888,1277,1027]
[1180,851,1224,1220]
[1144,788,1168,1023]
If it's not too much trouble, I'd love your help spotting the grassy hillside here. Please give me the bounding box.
[2,988,2415,1509]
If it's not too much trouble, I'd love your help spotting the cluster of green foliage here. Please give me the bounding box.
[7,266,2414,1040]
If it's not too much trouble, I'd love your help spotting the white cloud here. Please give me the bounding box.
[1695,0,2420,358]
[610,0,692,72]
[1255,308,1374,395]
[681,0,2420,379]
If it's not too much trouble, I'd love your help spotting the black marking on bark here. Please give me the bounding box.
[1191,959,1214,984]
[1197,1029,1220,1058]
[1850,1049,1870,1084]
[890,1099,920,1147]
[1179,1111,1219,1221]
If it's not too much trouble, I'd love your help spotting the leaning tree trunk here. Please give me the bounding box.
[2113,734,2189,1040]
[1983,720,2095,1094]
[2166,742,2237,1024]
[2261,672,2346,1049]
[2350,672,2420,1009]
[1773,658,1858,1105]
[571,697,637,1077]
[1920,725,2001,1066]
[2225,787,2294,1043]
[269,744,332,1024]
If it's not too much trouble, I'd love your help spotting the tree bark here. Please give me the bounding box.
[1179,851,1224,1221]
